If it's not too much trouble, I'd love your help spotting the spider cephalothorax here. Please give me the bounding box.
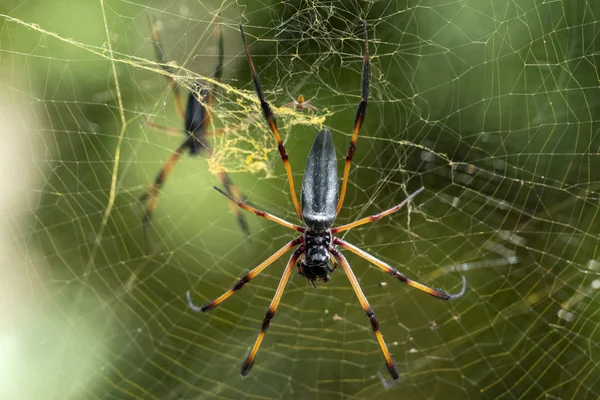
[298,230,333,283]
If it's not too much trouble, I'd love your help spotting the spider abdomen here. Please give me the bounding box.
[185,86,210,155]
[301,128,338,231]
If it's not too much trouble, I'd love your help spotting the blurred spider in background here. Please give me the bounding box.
[187,20,466,385]
[140,16,249,237]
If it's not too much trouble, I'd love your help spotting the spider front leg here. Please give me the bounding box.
[329,247,400,384]
[148,14,185,119]
[202,16,224,114]
[333,237,467,300]
[332,187,425,234]
[337,20,369,214]
[240,25,303,220]
[213,186,305,232]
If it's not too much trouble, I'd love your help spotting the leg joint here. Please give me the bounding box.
[261,309,275,332]
[391,268,407,282]
[354,101,367,129]
[233,275,250,291]
[366,308,379,331]
[278,143,288,160]
[346,143,356,160]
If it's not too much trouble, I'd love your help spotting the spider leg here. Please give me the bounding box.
[214,172,251,237]
[240,25,303,220]
[199,141,251,237]
[148,14,185,120]
[187,237,303,312]
[333,237,467,300]
[186,19,223,140]
[337,20,369,215]
[145,119,185,137]
[201,26,252,238]
[139,139,188,225]
[303,92,319,104]
[241,246,305,376]
[302,103,319,112]
[301,91,320,112]
[285,89,297,104]
[205,17,224,112]
[213,186,305,232]
[332,187,425,234]
[184,21,247,238]
[329,247,400,383]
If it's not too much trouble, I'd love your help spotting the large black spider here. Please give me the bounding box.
[187,20,466,383]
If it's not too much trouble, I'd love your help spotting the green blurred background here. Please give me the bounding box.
[2,0,599,399]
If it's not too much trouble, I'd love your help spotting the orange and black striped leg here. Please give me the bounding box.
[329,247,400,384]
[333,238,467,300]
[148,14,185,119]
[241,245,305,376]
[215,171,251,237]
[139,141,187,226]
[214,186,305,232]
[336,20,370,215]
[187,237,303,313]
[332,187,425,234]
[240,25,302,220]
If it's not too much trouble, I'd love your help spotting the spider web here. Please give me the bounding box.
[2,0,600,399]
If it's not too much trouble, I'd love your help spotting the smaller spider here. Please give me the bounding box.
[284,89,319,112]
[140,16,249,237]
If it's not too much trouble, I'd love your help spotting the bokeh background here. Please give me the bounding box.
[2,0,599,399]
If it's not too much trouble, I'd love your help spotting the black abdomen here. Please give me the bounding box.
[185,85,210,155]
[301,128,338,230]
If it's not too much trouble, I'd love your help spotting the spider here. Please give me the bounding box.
[139,16,249,237]
[186,21,466,383]
[284,89,318,112]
